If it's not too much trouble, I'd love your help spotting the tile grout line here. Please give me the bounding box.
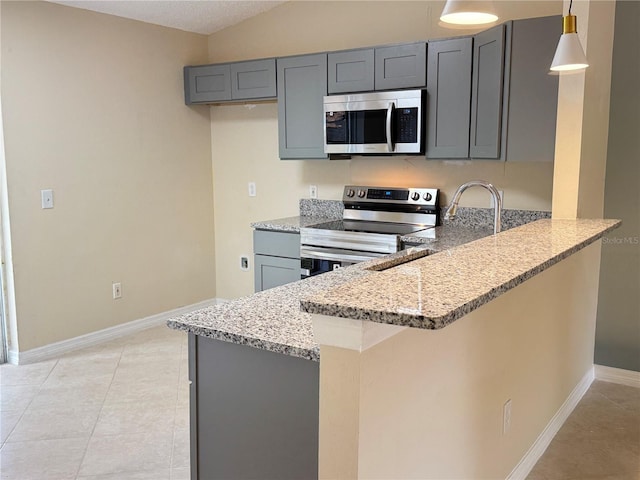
[73,344,125,480]
[1,358,60,448]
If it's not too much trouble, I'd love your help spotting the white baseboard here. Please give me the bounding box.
[595,364,640,388]
[506,367,594,480]
[9,298,219,365]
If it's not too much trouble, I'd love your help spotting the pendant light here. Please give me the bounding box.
[550,0,589,72]
[440,0,498,26]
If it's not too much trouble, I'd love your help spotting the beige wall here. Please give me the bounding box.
[1,1,215,352]
[208,1,562,300]
[318,243,602,478]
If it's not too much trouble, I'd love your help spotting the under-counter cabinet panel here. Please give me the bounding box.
[184,59,276,104]
[189,334,319,480]
[470,24,506,159]
[255,255,301,291]
[328,49,375,94]
[184,64,231,103]
[277,54,328,159]
[426,37,473,158]
[375,42,427,90]
[254,230,301,292]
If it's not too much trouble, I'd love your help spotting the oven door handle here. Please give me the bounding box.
[386,101,395,152]
[300,247,382,264]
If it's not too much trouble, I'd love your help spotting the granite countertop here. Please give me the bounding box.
[167,224,486,362]
[168,218,619,362]
[250,215,334,233]
[301,219,621,330]
[166,249,428,362]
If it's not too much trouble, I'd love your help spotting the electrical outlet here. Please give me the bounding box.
[112,282,122,300]
[240,256,249,271]
[41,189,54,209]
[309,185,318,199]
[248,182,256,197]
[503,399,512,435]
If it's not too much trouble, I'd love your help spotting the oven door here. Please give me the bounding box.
[300,246,385,279]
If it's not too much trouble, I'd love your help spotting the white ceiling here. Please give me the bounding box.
[47,0,288,35]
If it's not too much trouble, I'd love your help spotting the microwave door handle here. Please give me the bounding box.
[386,102,395,152]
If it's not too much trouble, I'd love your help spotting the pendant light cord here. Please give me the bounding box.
[568,0,573,15]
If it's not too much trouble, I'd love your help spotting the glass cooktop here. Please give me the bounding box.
[306,220,432,236]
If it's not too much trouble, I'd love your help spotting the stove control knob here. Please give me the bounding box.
[423,192,432,201]
[411,192,421,201]
[346,189,355,198]
[357,189,366,198]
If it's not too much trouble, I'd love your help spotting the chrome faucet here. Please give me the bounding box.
[444,180,503,234]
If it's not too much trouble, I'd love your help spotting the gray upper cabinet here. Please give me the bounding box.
[375,42,427,90]
[505,16,560,162]
[327,43,427,94]
[470,24,506,159]
[277,53,328,160]
[328,49,375,94]
[184,59,276,104]
[426,37,473,158]
[230,59,277,100]
[185,64,231,104]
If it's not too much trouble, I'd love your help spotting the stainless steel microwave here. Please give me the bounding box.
[323,89,425,155]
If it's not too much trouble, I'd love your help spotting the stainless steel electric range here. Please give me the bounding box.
[300,185,439,278]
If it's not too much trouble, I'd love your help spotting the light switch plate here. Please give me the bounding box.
[41,189,54,209]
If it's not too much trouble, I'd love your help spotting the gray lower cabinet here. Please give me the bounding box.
[184,59,276,104]
[375,42,427,90]
[255,255,301,291]
[189,334,319,480]
[254,230,301,292]
[470,24,506,159]
[277,54,328,159]
[426,37,473,158]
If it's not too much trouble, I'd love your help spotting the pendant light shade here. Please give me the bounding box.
[550,13,589,72]
[440,0,498,25]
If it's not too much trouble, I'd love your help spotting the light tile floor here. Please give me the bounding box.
[1,326,639,480]
[0,325,189,480]
[527,380,640,480]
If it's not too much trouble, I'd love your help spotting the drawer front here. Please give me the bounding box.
[253,230,301,259]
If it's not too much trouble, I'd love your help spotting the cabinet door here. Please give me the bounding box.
[470,25,506,159]
[328,49,375,94]
[426,38,473,158]
[184,64,231,104]
[375,42,427,90]
[231,59,277,100]
[277,54,328,159]
[505,16,560,162]
[254,255,301,292]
